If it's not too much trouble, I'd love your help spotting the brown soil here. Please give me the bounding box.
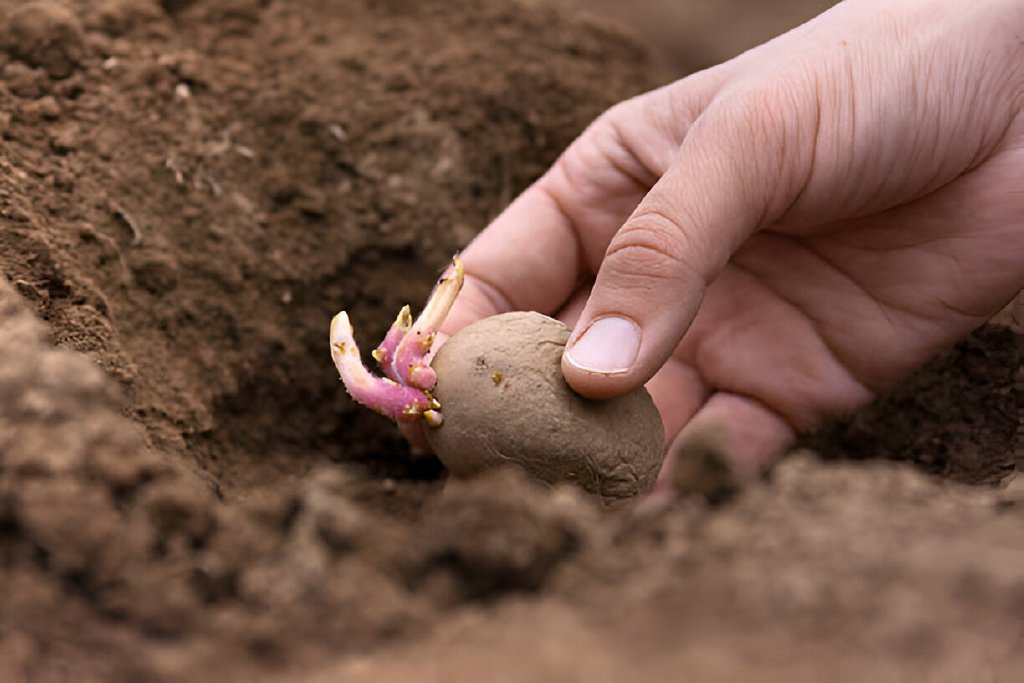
[0,1,1021,681]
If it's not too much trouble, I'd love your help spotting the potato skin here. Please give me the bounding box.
[426,311,665,500]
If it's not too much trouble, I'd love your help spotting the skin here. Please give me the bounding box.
[434,0,1024,478]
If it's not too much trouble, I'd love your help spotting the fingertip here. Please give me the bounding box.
[660,423,742,503]
[564,315,640,369]
[561,314,648,399]
[561,300,694,400]
[656,392,795,496]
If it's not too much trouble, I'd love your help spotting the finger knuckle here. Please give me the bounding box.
[562,99,659,193]
[720,81,801,146]
[605,211,701,284]
[555,106,629,200]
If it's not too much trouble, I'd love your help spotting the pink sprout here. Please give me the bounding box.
[330,257,464,426]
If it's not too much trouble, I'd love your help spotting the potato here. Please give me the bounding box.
[426,312,665,500]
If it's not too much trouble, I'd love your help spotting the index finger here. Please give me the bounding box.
[441,182,581,337]
[440,94,676,338]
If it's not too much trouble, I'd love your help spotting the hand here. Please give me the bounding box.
[442,0,1024,477]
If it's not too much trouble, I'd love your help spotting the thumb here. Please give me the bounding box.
[561,96,809,398]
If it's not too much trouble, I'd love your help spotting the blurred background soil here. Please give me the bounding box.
[0,1,1020,681]
[559,0,837,76]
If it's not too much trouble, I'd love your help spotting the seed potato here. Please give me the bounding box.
[426,311,665,500]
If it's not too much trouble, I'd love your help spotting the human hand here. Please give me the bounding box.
[440,0,1024,478]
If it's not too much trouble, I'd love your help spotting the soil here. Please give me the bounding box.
[0,1,1021,681]
[558,0,839,76]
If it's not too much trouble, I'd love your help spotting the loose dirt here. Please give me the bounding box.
[1,1,1021,681]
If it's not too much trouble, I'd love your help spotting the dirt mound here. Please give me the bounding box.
[309,457,1024,682]
[0,0,1021,681]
